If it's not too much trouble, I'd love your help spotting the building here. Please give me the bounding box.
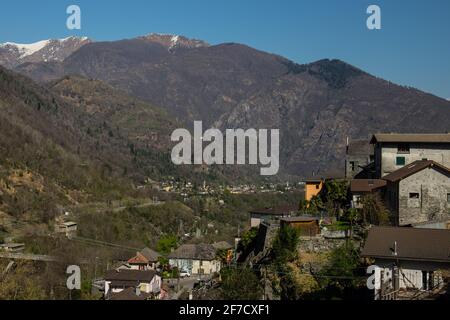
[280,217,320,237]
[383,160,450,226]
[104,269,162,299]
[345,139,375,179]
[361,227,450,300]
[56,221,78,238]
[304,178,324,202]
[127,247,161,271]
[168,244,220,275]
[0,243,25,253]
[249,205,298,228]
[350,179,387,209]
[370,133,450,178]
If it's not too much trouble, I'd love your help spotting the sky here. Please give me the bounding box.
[1,0,450,99]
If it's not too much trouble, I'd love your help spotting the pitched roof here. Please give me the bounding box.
[140,247,161,261]
[280,216,320,223]
[370,133,450,144]
[347,139,374,156]
[109,287,150,301]
[168,244,216,260]
[350,179,386,193]
[383,160,450,182]
[361,226,450,263]
[105,269,157,282]
[212,241,233,250]
[249,205,298,216]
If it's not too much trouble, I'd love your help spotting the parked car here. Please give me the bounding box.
[180,270,191,278]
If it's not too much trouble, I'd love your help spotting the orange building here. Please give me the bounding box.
[304,178,324,201]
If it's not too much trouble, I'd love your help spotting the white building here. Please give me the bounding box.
[168,244,221,275]
[104,269,162,299]
[362,226,450,300]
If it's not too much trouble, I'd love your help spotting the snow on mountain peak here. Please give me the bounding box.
[2,39,51,58]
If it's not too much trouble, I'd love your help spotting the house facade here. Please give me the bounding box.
[104,269,162,299]
[345,139,374,179]
[362,227,450,300]
[370,133,450,178]
[127,247,161,271]
[168,244,221,275]
[383,160,450,226]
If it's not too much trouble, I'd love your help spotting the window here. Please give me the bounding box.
[409,193,420,199]
[315,184,320,190]
[447,193,450,203]
[397,143,410,154]
[396,156,406,166]
[350,161,357,171]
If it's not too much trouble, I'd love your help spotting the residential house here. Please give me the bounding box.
[345,138,375,179]
[249,205,298,228]
[350,179,386,209]
[168,244,220,275]
[104,269,162,299]
[280,217,320,237]
[383,160,450,226]
[304,178,324,202]
[361,227,450,300]
[127,247,161,271]
[370,133,450,178]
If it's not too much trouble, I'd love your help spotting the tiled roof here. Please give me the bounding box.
[371,133,450,144]
[361,226,450,263]
[350,179,386,193]
[105,269,156,282]
[383,160,450,182]
[168,244,217,260]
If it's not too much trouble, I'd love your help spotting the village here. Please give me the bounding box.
[1,132,449,301]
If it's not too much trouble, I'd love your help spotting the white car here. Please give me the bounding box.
[179,270,191,278]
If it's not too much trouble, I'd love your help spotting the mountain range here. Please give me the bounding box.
[1,33,450,179]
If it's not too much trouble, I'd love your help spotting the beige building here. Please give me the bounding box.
[370,134,450,178]
[168,244,221,275]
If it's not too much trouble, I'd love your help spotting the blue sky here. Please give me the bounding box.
[1,0,450,99]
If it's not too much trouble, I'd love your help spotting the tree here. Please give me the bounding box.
[318,242,362,296]
[238,227,258,253]
[271,225,299,265]
[156,235,178,254]
[322,180,349,218]
[220,268,263,300]
[360,192,389,225]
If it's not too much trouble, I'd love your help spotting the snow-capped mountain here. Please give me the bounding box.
[139,33,209,51]
[0,36,91,68]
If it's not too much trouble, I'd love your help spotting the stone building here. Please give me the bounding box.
[383,160,450,226]
[345,138,374,179]
[370,133,450,178]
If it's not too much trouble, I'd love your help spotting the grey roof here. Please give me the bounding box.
[361,226,450,263]
[383,160,450,182]
[140,247,161,261]
[168,244,217,260]
[212,241,233,250]
[105,269,157,282]
[347,139,374,156]
[371,133,450,144]
[280,216,320,222]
